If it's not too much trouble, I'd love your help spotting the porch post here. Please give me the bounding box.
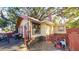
[23,25,28,50]
[28,20,31,40]
[24,27,27,48]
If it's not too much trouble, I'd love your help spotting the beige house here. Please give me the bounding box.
[16,16,66,39]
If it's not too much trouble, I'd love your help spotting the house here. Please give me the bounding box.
[16,16,67,42]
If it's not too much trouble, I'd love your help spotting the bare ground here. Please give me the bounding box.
[29,41,67,51]
[0,39,68,51]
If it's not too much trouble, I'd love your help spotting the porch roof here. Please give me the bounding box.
[41,20,54,26]
[20,16,41,23]
[16,16,41,27]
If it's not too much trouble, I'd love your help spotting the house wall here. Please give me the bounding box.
[54,26,66,34]
[18,18,66,39]
[18,19,29,38]
[20,20,29,27]
[40,23,54,36]
[50,25,54,34]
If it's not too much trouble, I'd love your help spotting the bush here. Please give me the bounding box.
[3,27,10,32]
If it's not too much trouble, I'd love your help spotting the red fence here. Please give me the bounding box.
[0,32,14,38]
[46,34,68,43]
[67,28,79,51]
[47,34,67,41]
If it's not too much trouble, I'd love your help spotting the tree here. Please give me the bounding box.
[20,7,55,21]
[0,7,21,27]
[0,7,79,29]
[0,7,55,27]
[62,7,79,28]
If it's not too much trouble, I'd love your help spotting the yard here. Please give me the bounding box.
[29,41,66,51]
[0,37,68,51]
[0,31,68,51]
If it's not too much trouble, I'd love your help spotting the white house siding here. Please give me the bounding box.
[54,26,66,34]
[50,25,54,34]
[18,19,29,38]
[40,23,54,36]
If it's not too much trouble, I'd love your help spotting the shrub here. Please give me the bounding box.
[35,36,46,42]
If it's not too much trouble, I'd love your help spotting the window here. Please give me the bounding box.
[32,23,40,35]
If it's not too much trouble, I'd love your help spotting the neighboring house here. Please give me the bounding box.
[16,16,66,40]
